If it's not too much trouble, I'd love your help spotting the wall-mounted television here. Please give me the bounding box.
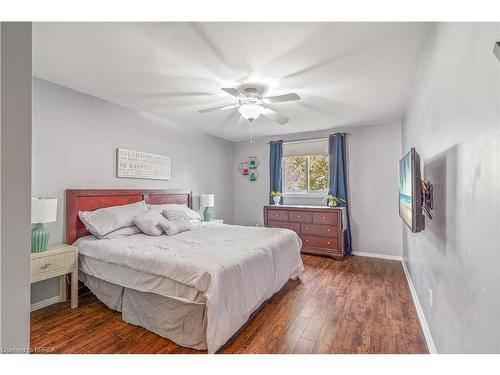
[399,148,425,232]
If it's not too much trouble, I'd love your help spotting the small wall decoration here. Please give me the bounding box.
[116,148,171,180]
[239,156,260,182]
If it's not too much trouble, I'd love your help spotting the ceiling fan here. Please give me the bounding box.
[198,83,300,125]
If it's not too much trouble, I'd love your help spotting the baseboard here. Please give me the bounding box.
[352,251,402,261]
[401,259,437,354]
[30,295,63,312]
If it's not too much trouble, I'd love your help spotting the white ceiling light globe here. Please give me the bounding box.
[239,104,262,121]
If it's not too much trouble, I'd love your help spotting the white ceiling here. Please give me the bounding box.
[33,22,431,142]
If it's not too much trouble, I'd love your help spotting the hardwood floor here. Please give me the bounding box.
[30,255,428,354]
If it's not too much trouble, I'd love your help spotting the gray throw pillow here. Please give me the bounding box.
[160,218,193,236]
[134,210,168,236]
[162,208,190,221]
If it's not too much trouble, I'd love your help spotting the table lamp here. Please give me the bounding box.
[201,194,215,222]
[31,197,58,253]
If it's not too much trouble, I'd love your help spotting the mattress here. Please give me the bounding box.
[74,224,303,353]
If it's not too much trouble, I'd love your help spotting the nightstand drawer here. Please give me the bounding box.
[31,251,76,280]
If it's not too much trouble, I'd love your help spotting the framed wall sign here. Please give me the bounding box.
[116,148,171,180]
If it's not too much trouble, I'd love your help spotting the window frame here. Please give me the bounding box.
[282,153,329,196]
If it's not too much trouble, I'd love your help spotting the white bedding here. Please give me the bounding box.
[79,253,205,303]
[75,224,303,353]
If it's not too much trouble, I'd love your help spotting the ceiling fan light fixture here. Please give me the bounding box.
[238,104,262,121]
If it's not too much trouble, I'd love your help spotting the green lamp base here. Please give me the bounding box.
[204,207,213,222]
[32,223,50,253]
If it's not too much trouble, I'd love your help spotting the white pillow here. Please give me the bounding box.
[78,201,149,238]
[101,226,142,239]
[134,210,168,236]
[162,208,189,221]
[160,218,193,236]
[149,203,201,221]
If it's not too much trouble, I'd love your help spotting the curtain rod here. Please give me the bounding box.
[266,133,351,145]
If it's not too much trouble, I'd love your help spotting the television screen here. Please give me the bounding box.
[399,148,424,232]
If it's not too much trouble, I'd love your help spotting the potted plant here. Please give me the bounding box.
[271,191,282,206]
[327,195,346,207]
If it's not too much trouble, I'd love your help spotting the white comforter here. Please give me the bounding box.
[76,224,303,353]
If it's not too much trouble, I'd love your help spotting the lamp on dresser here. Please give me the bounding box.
[31,197,58,253]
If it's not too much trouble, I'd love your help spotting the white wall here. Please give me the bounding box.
[31,78,234,304]
[232,121,403,257]
[402,23,500,353]
[0,23,32,351]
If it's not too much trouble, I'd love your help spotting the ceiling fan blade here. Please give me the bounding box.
[263,93,300,103]
[198,104,238,114]
[261,108,290,125]
[221,87,241,97]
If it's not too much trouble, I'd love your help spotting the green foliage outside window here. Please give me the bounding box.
[283,154,328,193]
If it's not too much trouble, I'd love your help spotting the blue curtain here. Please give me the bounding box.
[328,133,353,254]
[269,140,283,204]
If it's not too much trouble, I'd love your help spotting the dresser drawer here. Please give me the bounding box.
[267,209,289,222]
[288,211,312,223]
[268,221,300,233]
[301,235,340,252]
[312,211,339,225]
[31,251,76,280]
[301,223,338,238]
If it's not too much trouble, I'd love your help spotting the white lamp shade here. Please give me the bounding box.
[201,194,215,208]
[31,198,58,224]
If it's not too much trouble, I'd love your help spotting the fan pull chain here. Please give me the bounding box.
[249,121,253,144]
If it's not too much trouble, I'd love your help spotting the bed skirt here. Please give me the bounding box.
[80,272,208,350]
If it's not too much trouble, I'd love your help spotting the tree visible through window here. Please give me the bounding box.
[283,154,328,193]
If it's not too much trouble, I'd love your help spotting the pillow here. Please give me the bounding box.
[101,226,142,239]
[134,210,168,236]
[149,203,201,221]
[160,218,193,236]
[162,208,189,221]
[78,201,149,238]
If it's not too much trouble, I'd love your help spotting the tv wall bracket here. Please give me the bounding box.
[421,180,434,219]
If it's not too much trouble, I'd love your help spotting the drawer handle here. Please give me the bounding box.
[272,225,276,227]
[327,241,331,245]
[275,214,279,217]
[290,227,294,230]
[40,262,53,269]
[305,239,309,243]
[306,227,309,231]
[322,216,326,220]
[327,229,331,232]
[298,215,301,218]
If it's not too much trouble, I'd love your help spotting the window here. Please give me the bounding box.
[282,139,329,194]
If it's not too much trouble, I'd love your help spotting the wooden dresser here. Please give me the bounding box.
[264,205,345,258]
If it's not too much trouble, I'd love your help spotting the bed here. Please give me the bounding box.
[66,189,304,353]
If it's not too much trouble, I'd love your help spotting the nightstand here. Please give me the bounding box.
[30,244,78,309]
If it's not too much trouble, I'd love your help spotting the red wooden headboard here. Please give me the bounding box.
[65,189,192,244]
